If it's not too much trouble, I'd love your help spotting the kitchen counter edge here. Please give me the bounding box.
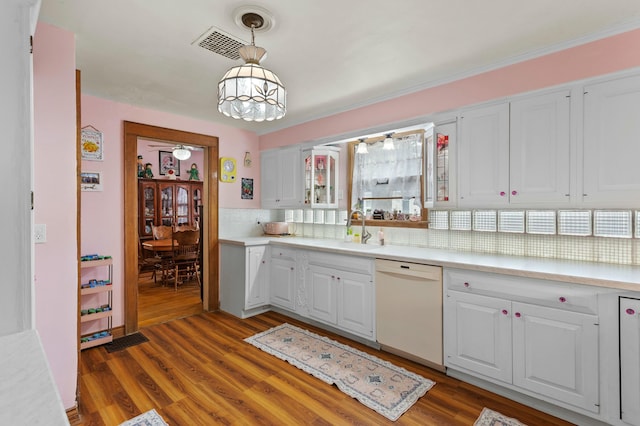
[219,237,640,291]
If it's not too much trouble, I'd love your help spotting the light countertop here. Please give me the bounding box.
[220,237,640,291]
[0,330,69,425]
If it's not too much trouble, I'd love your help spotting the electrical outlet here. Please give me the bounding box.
[34,223,46,244]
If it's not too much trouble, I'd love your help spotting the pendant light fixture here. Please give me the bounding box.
[356,138,369,154]
[217,12,286,122]
[172,146,191,161]
[383,133,395,150]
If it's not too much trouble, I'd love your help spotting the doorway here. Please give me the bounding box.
[137,139,205,327]
[123,121,219,334]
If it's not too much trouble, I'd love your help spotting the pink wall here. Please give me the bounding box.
[33,23,79,410]
[79,96,262,323]
[260,28,640,150]
[137,139,205,180]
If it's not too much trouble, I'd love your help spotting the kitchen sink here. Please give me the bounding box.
[332,241,381,251]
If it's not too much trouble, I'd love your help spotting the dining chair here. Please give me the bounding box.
[138,238,162,282]
[151,224,173,240]
[171,229,201,291]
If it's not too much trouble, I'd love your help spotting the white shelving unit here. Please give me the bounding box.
[80,257,113,350]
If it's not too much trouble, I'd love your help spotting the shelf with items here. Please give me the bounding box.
[80,331,112,350]
[303,146,340,208]
[80,256,113,350]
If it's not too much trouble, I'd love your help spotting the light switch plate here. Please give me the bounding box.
[34,223,46,243]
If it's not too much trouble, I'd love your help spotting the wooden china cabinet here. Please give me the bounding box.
[138,178,203,238]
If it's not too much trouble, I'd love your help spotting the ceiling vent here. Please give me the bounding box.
[192,26,247,60]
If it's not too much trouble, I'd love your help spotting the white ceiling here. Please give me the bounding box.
[38,1,640,135]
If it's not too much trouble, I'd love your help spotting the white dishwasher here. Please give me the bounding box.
[375,259,444,371]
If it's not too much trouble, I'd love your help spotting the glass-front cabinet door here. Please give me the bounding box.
[192,184,202,229]
[138,180,157,238]
[303,146,340,208]
[175,183,190,226]
[159,183,175,227]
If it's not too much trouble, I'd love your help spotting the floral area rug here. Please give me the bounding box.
[244,323,435,421]
[474,407,527,426]
[119,408,168,426]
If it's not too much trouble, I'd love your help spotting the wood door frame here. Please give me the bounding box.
[123,121,219,334]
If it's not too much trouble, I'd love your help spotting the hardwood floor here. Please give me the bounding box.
[73,309,572,425]
[137,271,203,328]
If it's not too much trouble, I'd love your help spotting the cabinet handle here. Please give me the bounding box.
[261,260,265,264]
[464,282,470,288]
[290,267,294,271]
[331,275,336,279]
[511,190,517,196]
[500,191,506,197]
[626,308,636,315]
[502,309,508,316]
[559,296,567,303]
[515,312,521,318]
[337,277,341,281]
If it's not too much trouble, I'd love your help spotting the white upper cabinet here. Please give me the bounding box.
[583,74,640,207]
[458,90,572,207]
[303,146,340,209]
[261,146,303,209]
[509,90,571,205]
[431,120,458,208]
[458,102,510,207]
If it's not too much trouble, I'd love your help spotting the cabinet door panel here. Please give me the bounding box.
[280,147,302,206]
[458,103,510,206]
[445,291,512,382]
[307,264,337,324]
[260,150,279,209]
[620,297,640,425]
[510,90,571,204]
[512,302,599,413]
[270,258,296,311]
[584,74,640,205]
[337,271,373,337]
[246,246,268,309]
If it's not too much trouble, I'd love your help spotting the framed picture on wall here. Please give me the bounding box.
[80,171,103,191]
[159,151,180,176]
[80,126,104,161]
[241,178,253,199]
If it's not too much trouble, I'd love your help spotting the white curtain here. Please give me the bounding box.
[351,133,422,214]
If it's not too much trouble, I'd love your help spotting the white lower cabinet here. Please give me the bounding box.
[246,245,269,309]
[620,297,640,426]
[512,302,599,412]
[445,269,600,414]
[219,243,270,318]
[445,291,512,382]
[269,248,297,311]
[303,251,374,340]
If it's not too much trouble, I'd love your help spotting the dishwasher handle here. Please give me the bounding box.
[376,260,442,281]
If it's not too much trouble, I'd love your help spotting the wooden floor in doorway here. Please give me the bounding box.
[72,310,573,426]
[137,271,203,328]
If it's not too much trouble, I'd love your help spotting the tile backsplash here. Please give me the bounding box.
[219,208,640,265]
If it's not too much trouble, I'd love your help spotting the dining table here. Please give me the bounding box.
[142,239,177,252]
[142,239,177,284]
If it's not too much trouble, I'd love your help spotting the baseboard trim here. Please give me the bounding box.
[66,405,80,424]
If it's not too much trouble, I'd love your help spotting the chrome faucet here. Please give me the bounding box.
[347,209,372,244]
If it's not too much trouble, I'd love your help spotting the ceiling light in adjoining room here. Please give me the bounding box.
[217,11,286,122]
[356,139,368,154]
[173,147,191,161]
[383,133,395,150]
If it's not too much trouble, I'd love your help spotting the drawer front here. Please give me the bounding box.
[271,246,297,262]
[305,250,373,276]
[445,268,599,314]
